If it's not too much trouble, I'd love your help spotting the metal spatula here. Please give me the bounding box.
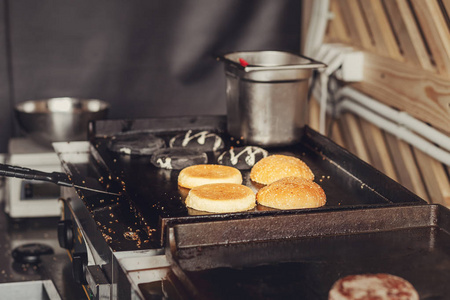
[0,163,120,196]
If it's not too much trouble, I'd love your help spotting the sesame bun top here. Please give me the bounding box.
[256,177,326,210]
[250,154,314,185]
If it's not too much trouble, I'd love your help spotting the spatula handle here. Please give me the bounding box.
[0,163,57,183]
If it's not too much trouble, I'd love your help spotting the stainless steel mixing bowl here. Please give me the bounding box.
[15,97,110,147]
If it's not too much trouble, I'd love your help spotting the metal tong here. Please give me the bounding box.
[0,163,120,196]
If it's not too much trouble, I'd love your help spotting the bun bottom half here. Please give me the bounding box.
[186,183,256,213]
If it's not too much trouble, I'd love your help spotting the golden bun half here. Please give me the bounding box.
[186,183,256,213]
[256,177,326,210]
[250,155,314,185]
[178,164,242,189]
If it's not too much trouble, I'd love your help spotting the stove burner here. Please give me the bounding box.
[107,131,166,155]
[150,148,208,170]
[12,243,54,264]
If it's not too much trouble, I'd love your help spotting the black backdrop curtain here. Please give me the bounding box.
[0,0,301,151]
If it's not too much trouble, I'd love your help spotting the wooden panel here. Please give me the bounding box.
[337,114,358,157]
[329,118,346,148]
[327,110,450,206]
[352,52,450,134]
[338,113,371,164]
[305,0,450,206]
[384,133,429,202]
[382,0,435,71]
[337,0,374,50]
[359,119,398,181]
[414,148,450,206]
[308,96,321,132]
[326,0,351,43]
[359,0,403,60]
[431,160,450,206]
[443,0,450,16]
[410,0,450,74]
[322,1,449,131]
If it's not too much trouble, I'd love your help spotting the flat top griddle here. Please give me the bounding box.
[165,204,450,300]
[76,116,425,251]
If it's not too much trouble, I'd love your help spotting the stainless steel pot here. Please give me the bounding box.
[219,51,325,146]
[15,97,109,147]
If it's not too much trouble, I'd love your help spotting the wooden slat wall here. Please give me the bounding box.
[352,52,449,133]
[322,0,450,133]
[309,99,449,206]
[384,0,435,71]
[410,0,450,74]
[304,0,450,207]
[359,0,403,60]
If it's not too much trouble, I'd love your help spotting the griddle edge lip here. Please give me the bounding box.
[166,204,445,250]
[165,203,450,300]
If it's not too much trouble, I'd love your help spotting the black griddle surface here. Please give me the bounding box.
[87,116,425,249]
[167,204,450,300]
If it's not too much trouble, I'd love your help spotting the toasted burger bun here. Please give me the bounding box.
[186,183,256,213]
[250,154,314,185]
[178,164,242,189]
[328,273,419,300]
[256,177,326,210]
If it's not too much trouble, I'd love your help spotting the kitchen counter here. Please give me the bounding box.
[0,197,86,299]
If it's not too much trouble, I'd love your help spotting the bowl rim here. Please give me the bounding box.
[14,97,110,114]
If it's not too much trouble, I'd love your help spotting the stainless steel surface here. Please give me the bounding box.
[58,148,165,300]
[85,266,111,299]
[0,207,86,299]
[221,51,326,75]
[221,51,325,146]
[15,97,109,147]
[0,280,61,300]
[61,171,117,298]
[5,138,62,218]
